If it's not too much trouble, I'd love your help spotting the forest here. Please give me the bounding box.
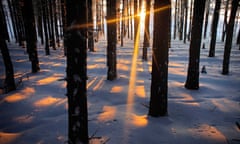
[0,0,240,144]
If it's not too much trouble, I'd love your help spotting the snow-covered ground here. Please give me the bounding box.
[0,36,240,144]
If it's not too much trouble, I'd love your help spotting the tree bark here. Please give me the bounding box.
[41,0,50,55]
[65,0,89,143]
[222,0,239,75]
[203,0,210,39]
[221,0,230,42]
[149,0,171,117]
[107,0,117,80]
[185,0,206,90]
[88,0,95,52]
[209,0,221,57]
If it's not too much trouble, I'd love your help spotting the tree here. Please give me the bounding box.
[221,0,230,42]
[107,0,117,80]
[185,0,206,90]
[88,0,95,52]
[65,0,89,143]
[142,0,150,61]
[203,0,210,39]
[209,0,221,57]
[22,0,40,73]
[0,2,16,93]
[222,0,239,75]
[149,0,171,117]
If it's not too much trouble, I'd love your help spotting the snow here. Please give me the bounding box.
[0,37,240,144]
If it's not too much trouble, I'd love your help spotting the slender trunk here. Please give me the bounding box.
[173,0,178,39]
[149,0,171,117]
[209,0,221,57]
[0,2,10,42]
[203,0,210,39]
[42,0,50,55]
[107,0,117,80]
[187,0,193,41]
[88,0,95,52]
[142,0,150,61]
[183,0,188,43]
[7,0,18,42]
[185,0,206,90]
[222,0,239,75]
[221,0,229,42]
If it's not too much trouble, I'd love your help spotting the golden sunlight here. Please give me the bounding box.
[34,96,62,108]
[3,87,35,103]
[97,106,117,122]
[130,114,148,127]
[110,86,123,93]
[37,77,59,85]
[0,132,21,144]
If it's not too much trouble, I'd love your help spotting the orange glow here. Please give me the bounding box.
[179,93,200,106]
[117,63,129,71]
[97,106,116,122]
[130,114,148,127]
[135,85,146,98]
[37,77,59,85]
[2,87,35,103]
[34,96,62,108]
[87,64,97,69]
[87,76,97,89]
[188,124,226,142]
[92,77,104,91]
[0,132,21,144]
[211,99,229,112]
[110,86,123,93]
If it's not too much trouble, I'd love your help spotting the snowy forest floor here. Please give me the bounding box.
[0,37,240,144]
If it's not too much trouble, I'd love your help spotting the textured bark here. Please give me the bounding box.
[222,0,239,75]
[65,0,89,143]
[185,0,206,90]
[209,0,221,57]
[221,0,229,42]
[107,0,117,80]
[149,0,171,117]
[22,0,40,73]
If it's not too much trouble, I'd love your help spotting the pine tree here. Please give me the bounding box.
[142,0,150,61]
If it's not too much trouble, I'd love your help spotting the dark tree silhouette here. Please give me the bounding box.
[203,0,210,39]
[41,0,50,55]
[22,0,40,73]
[88,0,95,52]
[222,0,239,75]
[209,0,221,57]
[222,0,230,42]
[107,0,117,80]
[149,0,171,117]
[185,0,206,90]
[0,2,16,93]
[142,0,150,61]
[65,0,89,143]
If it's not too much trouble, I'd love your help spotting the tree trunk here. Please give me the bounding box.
[183,0,188,43]
[0,3,16,93]
[65,1,89,143]
[88,0,95,52]
[185,0,206,90]
[142,0,150,61]
[221,0,229,42]
[187,0,193,41]
[174,0,178,39]
[222,0,239,75]
[203,0,210,39]
[0,1,10,42]
[41,0,50,55]
[7,0,18,42]
[209,0,221,57]
[107,0,117,80]
[149,0,171,117]
[22,0,40,73]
